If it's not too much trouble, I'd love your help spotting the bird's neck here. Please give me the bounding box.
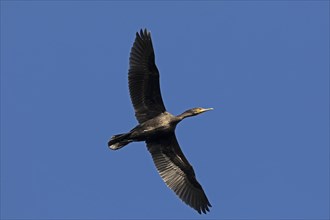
[176,110,195,121]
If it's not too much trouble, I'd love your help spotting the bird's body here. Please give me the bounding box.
[109,112,177,148]
[108,29,213,214]
[133,111,178,138]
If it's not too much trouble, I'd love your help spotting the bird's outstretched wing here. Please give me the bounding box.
[146,134,212,214]
[128,29,166,123]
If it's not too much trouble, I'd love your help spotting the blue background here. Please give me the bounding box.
[1,1,329,219]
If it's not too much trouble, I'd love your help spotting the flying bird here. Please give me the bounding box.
[108,29,212,214]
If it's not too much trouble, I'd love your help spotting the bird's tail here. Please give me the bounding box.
[108,133,132,150]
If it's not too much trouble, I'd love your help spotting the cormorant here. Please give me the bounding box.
[108,29,213,214]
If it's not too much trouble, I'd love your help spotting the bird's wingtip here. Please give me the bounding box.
[137,28,151,37]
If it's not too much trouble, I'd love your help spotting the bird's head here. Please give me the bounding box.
[178,107,213,120]
[189,107,214,115]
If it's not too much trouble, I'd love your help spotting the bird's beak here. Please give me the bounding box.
[200,108,214,113]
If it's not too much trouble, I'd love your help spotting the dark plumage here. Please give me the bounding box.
[108,29,213,214]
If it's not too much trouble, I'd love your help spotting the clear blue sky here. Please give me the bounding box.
[1,1,329,219]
